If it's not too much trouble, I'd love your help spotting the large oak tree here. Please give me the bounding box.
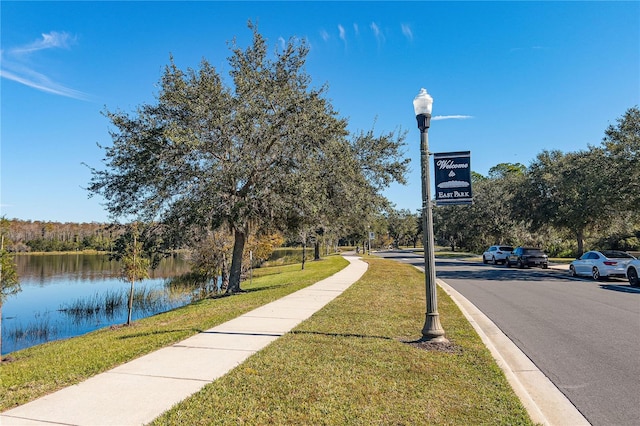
[88,24,349,292]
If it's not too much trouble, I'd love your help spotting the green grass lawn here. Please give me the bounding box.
[151,257,534,425]
[2,255,534,425]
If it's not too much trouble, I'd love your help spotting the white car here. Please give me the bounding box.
[627,259,640,287]
[482,245,513,265]
[570,250,636,281]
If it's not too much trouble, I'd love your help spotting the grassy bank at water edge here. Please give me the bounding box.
[1,255,348,410]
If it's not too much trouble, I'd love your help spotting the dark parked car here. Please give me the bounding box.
[505,247,548,269]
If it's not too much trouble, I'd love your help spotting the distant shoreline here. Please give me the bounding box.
[12,250,109,256]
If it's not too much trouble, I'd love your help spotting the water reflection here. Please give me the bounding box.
[2,254,196,355]
[13,253,186,283]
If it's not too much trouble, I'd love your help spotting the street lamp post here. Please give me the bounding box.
[413,88,448,343]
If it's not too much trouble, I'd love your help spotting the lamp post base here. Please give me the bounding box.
[421,313,448,343]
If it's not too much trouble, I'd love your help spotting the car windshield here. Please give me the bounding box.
[602,250,635,259]
[523,249,544,255]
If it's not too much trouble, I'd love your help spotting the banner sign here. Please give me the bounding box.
[433,151,473,205]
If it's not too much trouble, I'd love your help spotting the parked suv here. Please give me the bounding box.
[482,245,513,265]
[505,247,548,269]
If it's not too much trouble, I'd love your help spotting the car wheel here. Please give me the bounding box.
[592,267,601,281]
[482,256,488,264]
[628,267,639,287]
[505,259,511,268]
[570,265,577,277]
[492,256,497,265]
[517,259,524,269]
[542,263,548,269]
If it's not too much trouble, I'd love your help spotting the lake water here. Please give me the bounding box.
[2,253,196,355]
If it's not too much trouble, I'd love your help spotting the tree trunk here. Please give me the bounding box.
[221,253,229,292]
[576,230,585,257]
[301,241,306,270]
[314,240,320,260]
[126,234,136,326]
[126,279,134,325]
[226,229,246,294]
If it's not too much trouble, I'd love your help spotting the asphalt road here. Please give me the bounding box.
[376,250,640,426]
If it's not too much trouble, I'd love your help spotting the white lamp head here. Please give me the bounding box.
[413,88,434,116]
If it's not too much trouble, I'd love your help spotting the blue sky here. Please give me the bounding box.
[1,1,638,223]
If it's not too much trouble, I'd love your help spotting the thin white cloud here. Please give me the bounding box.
[320,29,330,42]
[1,68,88,100]
[433,115,474,121]
[401,24,413,41]
[338,24,346,42]
[371,22,386,45]
[11,31,76,54]
[353,23,359,36]
[278,37,286,50]
[338,24,347,50]
[1,31,89,100]
[370,22,380,36]
[370,22,384,42]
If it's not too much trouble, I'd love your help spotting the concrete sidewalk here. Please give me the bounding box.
[1,255,368,426]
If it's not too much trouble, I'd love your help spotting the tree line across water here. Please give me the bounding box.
[1,220,125,253]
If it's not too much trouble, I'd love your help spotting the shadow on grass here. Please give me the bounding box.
[117,327,202,340]
[229,283,290,294]
[291,329,396,341]
[292,330,462,354]
[199,330,283,337]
